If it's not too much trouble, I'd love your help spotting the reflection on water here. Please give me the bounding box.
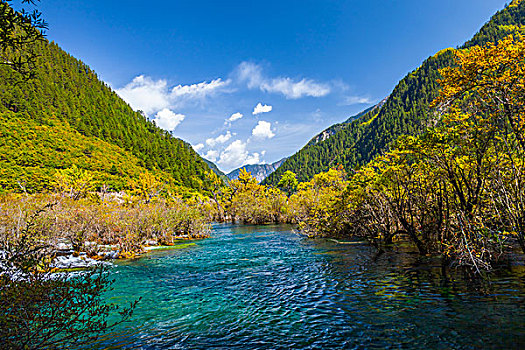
[89,224,525,349]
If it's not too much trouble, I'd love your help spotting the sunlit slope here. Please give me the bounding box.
[0,112,182,192]
[0,39,220,193]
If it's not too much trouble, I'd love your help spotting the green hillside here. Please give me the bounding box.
[0,39,221,193]
[304,102,383,148]
[264,0,525,186]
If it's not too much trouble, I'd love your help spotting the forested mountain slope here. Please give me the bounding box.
[0,39,218,193]
[305,101,385,147]
[203,158,229,183]
[265,0,525,185]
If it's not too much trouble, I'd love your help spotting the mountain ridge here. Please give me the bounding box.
[264,1,525,186]
[306,98,387,147]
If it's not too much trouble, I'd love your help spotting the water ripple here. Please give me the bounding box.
[86,224,525,350]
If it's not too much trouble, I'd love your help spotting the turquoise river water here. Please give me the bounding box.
[89,224,525,349]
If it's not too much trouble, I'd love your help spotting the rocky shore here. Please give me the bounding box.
[50,237,197,270]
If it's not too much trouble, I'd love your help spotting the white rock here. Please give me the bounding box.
[56,242,72,250]
[97,251,120,260]
[51,255,101,269]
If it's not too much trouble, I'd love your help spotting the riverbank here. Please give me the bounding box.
[0,193,211,271]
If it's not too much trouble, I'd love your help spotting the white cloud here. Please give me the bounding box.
[206,131,233,147]
[171,78,230,99]
[217,140,261,171]
[116,75,231,116]
[228,112,243,122]
[262,77,330,99]
[342,95,372,105]
[253,103,273,115]
[193,143,204,152]
[252,121,275,139]
[204,150,219,162]
[237,62,331,99]
[152,108,185,131]
[116,75,170,115]
[237,61,265,89]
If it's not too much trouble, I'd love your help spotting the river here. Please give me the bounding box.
[90,224,525,349]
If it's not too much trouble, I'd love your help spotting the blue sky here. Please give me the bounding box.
[37,0,507,172]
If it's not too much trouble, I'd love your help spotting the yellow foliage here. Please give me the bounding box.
[130,172,163,203]
[509,0,523,8]
[54,165,94,200]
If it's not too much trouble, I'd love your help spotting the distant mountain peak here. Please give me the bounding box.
[227,158,288,183]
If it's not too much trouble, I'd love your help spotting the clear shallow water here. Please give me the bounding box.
[91,224,525,349]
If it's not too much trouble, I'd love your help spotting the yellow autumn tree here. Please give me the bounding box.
[435,34,525,146]
[229,169,270,224]
[205,170,228,220]
[290,167,348,237]
[434,34,525,255]
[54,165,94,200]
[131,172,163,204]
